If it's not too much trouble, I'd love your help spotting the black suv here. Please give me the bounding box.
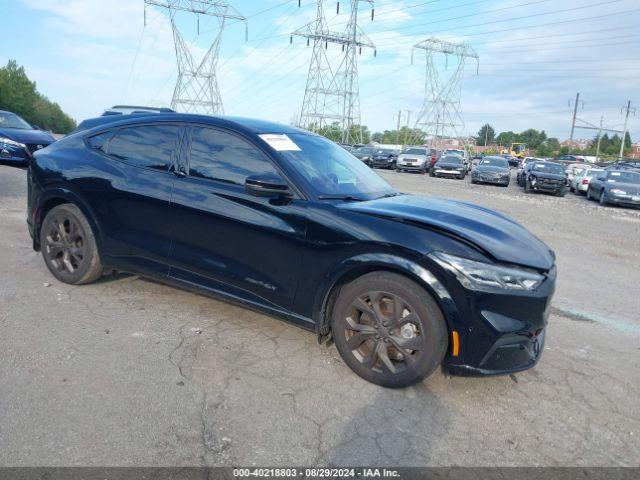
[522,161,568,196]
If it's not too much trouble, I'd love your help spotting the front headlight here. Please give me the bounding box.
[610,188,627,195]
[0,137,27,149]
[429,252,545,292]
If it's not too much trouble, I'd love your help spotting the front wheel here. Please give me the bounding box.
[331,272,448,388]
[599,189,608,206]
[524,179,531,193]
[40,204,103,285]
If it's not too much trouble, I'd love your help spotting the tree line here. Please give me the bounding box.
[0,60,76,133]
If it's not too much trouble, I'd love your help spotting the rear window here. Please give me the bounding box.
[87,131,114,152]
[107,124,180,171]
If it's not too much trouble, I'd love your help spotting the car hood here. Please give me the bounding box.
[0,127,55,144]
[607,182,640,194]
[474,166,509,173]
[341,195,555,270]
[398,154,426,160]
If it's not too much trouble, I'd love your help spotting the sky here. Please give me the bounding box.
[1,0,639,141]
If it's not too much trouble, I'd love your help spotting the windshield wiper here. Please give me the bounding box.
[377,192,401,199]
[317,194,367,201]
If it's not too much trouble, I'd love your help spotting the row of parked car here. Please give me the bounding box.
[344,144,474,179]
[514,156,640,208]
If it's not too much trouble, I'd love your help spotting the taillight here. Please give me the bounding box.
[582,179,589,185]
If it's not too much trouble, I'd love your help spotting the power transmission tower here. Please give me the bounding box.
[292,0,376,144]
[144,0,247,114]
[411,38,478,151]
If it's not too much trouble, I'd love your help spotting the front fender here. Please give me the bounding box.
[313,252,461,342]
[33,185,103,251]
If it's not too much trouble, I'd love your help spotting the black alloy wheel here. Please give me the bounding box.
[40,204,103,284]
[599,189,608,206]
[332,272,447,388]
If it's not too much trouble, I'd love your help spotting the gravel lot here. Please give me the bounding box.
[1,165,639,467]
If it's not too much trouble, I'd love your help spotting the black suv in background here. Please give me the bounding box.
[370,148,400,169]
[522,161,568,196]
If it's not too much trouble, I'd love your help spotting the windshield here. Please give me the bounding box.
[584,169,603,177]
[404,148,426,155]
[355,147,374,154]
[607,171,640,183]
[532,163,564,174]
[0,112,32,130]
[278,133,396,199]
[480,157,508,168]
[439,155,463,164]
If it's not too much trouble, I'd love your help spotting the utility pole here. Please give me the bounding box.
[144,0,247,114]
[568,92,581,155]
[619,100,635,160]
[396,110,402,131]
[292,0,376,144]
[595,116,603,162]
[403,110,412,147]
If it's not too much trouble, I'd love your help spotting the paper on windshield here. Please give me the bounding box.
[259,134,301,151]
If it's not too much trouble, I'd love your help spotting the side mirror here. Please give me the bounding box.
[596,176,605,182]
[245,173,291,197]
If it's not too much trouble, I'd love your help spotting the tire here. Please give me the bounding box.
[331,272,448,388]
[569,185,574,192]
[599,189,608,206]
[40,203,103,285]
[586,187,593,200]
[396,168,402,173]
[558,189,566,197]
[574,186,581,195]
[524,179,531,193]
[470,179,477,184]
[429,170,435,177]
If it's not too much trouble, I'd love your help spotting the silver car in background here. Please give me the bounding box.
[565,163,587,185]
[396,147,429,173]
[571,167,604,194]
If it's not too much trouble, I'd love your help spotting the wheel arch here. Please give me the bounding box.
[313,253,460,344]
[34,187,103,252]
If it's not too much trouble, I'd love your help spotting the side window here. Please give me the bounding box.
[87,130,114,153]
[107,125,179,172]
[189,127,277,185]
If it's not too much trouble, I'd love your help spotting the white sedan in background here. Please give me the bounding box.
[570,167,604,194]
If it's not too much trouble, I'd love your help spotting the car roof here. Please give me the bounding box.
[73,113,307,137]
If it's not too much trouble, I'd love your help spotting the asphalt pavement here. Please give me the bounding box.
[1,165,639,466]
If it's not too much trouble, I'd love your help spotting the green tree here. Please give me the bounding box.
[0,60,76,133]
[496,131,518,148]
[476,123,495,146]
[519,128,547,149]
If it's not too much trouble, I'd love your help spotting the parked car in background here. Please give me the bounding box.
[500,153,519,167]
[565,162,587,185]
[570,167,603,194]
[0,109,56,167]
[442,148,466,160]
[516,157,543,186]
[352,146,376,165]
[396,147,429,173]
[470,156,511,186]
[523,161,568,196]
[555,154,585,164]
[27,114,557,387]
[587,169,640,208]
[370,148,400,169]
[431,154,467,179]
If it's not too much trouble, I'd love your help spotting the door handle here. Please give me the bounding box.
[172,169,186,178]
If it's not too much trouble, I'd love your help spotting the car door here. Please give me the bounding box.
[85,123,185,276]
[167,124,308,311]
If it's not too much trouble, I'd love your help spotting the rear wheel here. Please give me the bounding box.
[40,204,103,285]
[331,272,447,388]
